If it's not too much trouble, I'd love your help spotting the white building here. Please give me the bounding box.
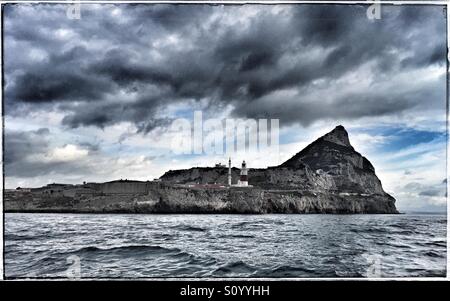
[237,160,248,187]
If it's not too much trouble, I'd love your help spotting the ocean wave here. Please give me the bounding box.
[424,251,445,258]
[66,244,217,267]
[230,221,262,229]
[268,220,285,225]
[213,260,257,275]
[382,242,413,249]
[256,265,316,277]
[415,241,446,248]
[5,233,31,241]
[5,213,447,278]
[352,227,418,236]
[152,233,177,240]
[170,225,207,232]
[68,244,183,257]
[403,267,446,277]
[350,228,390,234]
[218,234,255,239]
[5,232,66,241]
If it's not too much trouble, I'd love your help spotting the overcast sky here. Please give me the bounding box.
[3,4,447,212]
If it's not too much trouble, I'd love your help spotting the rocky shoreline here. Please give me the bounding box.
[5,185,398,214]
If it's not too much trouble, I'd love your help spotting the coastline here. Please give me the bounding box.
[4,186,399,214]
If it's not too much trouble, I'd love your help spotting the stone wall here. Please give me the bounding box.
[97,181,162,194]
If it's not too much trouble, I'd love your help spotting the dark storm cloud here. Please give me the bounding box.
[245,96,403,126]
[4,4,447,131]
[239,51,275,72]
[11,70,108,103]
[4,128,50,165]
[293,5,357,47]
[59,97,172,133]
[135,4,211,30]
[6,45,112,106]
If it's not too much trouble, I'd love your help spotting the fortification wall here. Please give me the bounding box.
[100,182,149,194]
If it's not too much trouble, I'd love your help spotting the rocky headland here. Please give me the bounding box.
[4,125,398,214]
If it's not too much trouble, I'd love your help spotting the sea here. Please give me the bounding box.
[4,213,447,278]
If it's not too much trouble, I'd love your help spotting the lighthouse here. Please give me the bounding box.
[237,161,248,187]
[228,157,232,186]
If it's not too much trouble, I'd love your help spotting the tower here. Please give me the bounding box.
[238,160,248,186]
[228,158,232,186]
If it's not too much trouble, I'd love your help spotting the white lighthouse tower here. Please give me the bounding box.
[237,161,248,187]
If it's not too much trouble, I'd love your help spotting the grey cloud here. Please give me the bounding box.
[4,128,95,178]
[404,180,447,199]
[77,141,101,152]
[418,189,442,197]
[4,128,50,165]
[3,4,447,131]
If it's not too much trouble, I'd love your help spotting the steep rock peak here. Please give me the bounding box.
[322,125,352,148]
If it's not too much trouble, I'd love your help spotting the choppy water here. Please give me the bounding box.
[4,213,447,278]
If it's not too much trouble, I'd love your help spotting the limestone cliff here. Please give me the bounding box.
[5,185,396,214]
[278,125,386,194]
[159,125,398,213]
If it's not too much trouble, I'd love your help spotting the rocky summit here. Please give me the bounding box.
[5,125,398,214]
[160,125,398,214]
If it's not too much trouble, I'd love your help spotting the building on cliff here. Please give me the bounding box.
[237,161,249,186]
[228,159,252,187]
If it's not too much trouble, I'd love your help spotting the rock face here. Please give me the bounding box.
[159,125,398,214]
[278,125,385,194]
[5,185,396,214]
[5,125,398,214]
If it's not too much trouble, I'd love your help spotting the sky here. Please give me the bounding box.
[2,4,447,212]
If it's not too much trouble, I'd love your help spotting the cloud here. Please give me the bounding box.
[46,144,89,162]
[418,189,442,197]
[4,128,95,178]
[3,126,166,187]
[403,180,447,207]
[4,4,446,131]
[4,128,50,166]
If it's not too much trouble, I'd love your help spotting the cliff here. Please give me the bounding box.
[5,185,396,214]
[5,125,398,214]
[159,125,398,213]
